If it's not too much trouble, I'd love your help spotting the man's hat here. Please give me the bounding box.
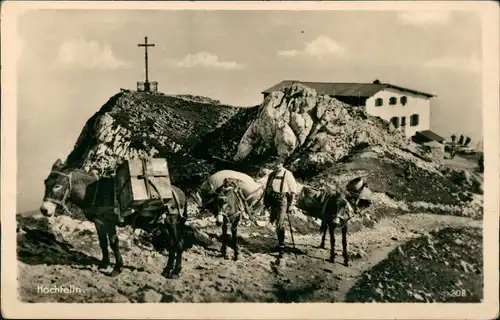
[346,177,372,200]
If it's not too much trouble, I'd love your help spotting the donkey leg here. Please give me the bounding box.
[95,223,110,269]
[172,219,186,277]
[319,221,327,249]
[108,225,124,277]
[231,221,239,261]
[163,247,176,278]
[220,220,229,260]
[342,224,349,267]
[328,222,336,263]
[172,243,184,278]
[161,220,176,278]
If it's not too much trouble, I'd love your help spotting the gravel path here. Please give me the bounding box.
[17,212,481,303]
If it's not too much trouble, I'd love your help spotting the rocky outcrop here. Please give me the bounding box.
[233,84,409,166]
[191,106,260,166]
[64,91,240,189]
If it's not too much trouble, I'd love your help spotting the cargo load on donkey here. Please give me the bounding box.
[114,158,174,225]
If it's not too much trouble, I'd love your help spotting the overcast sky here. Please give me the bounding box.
[16,9,483,212]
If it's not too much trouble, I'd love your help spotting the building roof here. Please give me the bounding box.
[262,80,435,98]
[417,130,445,142]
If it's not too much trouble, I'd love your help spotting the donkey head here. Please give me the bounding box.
[40,159,73,217]
[214,178,243,226]
[345,177,373,210]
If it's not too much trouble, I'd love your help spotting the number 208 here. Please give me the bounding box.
[449,289,467,297]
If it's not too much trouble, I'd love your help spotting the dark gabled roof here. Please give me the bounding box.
[262,80,435,98]
[417,130,445,142]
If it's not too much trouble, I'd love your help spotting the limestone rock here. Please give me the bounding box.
[63,91,240,191]
[141,289,163,303]
[233,83,409,168]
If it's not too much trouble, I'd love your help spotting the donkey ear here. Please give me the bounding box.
[52,159,63,170]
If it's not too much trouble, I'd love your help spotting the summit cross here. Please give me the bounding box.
[137,36,155,89]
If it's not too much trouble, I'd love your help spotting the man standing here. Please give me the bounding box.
[264,157,298,255]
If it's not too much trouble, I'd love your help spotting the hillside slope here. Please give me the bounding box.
[64,91,241,189]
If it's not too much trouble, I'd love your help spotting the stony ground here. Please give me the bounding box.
[345,225,483,302]
[18,153,484,303]
[17,210,482,303]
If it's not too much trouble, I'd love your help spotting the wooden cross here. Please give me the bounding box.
[137,36,155,90]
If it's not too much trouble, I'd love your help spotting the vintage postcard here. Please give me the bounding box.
[1,1,499,319]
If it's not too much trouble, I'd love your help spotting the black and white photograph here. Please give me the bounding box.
[1,1,498,319]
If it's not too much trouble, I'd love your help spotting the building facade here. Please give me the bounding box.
[262,80,440,141]
[365,87,431,137]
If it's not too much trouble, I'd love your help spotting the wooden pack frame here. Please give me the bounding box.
[115,158,174,215]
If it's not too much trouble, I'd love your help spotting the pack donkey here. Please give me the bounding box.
[196,170,265,261]
[40,159,188,278]
[211,178,255,261]
[298,177,373,266]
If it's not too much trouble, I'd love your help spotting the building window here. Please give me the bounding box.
[401,116,407,126]
[390,117,400,128]
[375,98,383,106]
[389,97,397,105]
[410,114,419,126]
[401,96,408,105]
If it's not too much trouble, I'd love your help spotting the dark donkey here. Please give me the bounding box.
[298,177,372,267]
[212,178,253,261]
[40,159,188,278]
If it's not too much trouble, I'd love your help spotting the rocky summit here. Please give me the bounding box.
[64,90,241,189]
